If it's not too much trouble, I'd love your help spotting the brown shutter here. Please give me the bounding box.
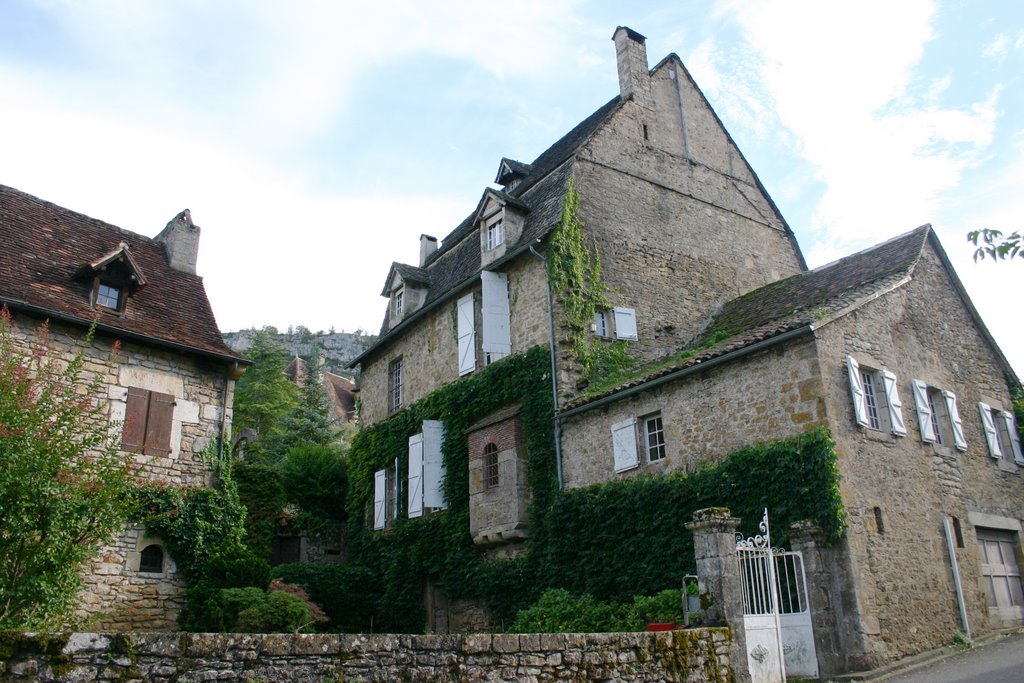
[121,387,150,452]
[143,391,175,456]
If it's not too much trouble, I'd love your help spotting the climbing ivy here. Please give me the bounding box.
[546,177,633,384]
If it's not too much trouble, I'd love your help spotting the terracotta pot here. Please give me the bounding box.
[646,621,677,631]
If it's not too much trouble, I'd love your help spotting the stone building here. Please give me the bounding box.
[0,184,246,630]
[349,28,1022,675]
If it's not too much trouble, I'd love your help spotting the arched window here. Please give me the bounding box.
[139,544,164,573]
[483,443,499,490]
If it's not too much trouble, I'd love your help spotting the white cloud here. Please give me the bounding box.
[984,33,1010,60]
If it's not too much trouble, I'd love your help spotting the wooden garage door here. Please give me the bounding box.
[976,528,1024,627]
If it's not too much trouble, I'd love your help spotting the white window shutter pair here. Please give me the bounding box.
[481,271,511,360]
[846,356,869,427]
[372,469,387,530]
[978,403,1019,461]
[611,417,639,473]
[408,420,447,518]
[457,294,476,376]
[613,307,638,340]
[845,357,906,436]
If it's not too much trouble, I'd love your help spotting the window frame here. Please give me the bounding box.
[912,379,967,450]
[594,310,609,338]
[485,217,504,250]
[643,413,666,463]
[121,386,175,456]
[483,442,500,490]
[138,544,165,573]
[388,357,404,414]
[393,288,404,318]
[861,369,882,431]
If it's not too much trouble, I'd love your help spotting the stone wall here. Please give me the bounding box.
[561,334,824,489]
[0,630,735,682]
[813,241,1024,669]
[7,312,234,631]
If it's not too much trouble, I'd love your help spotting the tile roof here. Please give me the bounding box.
[0,184,242,363]
[564,226,931,411]
[359,96,623,357]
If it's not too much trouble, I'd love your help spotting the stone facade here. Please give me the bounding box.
[0,629,735,682]
[7,312,237,631]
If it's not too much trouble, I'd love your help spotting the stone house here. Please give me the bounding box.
[349,28,1022,675]
[0,184,246,630]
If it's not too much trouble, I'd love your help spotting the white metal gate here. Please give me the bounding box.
[737,509,818,683]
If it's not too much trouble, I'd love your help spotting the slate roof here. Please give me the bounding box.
[0,184,243,363]
[356,95,624,359]
[564,226,933,411]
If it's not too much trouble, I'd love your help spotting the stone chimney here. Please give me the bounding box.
[155,209,200,274]
[612,26,652,107]
[420,234,438,266]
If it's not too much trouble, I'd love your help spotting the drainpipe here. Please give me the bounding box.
[219,362,240,466]
[529,240,564,490]
[943,517,971,640]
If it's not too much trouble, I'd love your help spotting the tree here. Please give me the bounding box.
[0,307,135,629]
[968,229,1022,263]
[232,328,298,459]
[268,343,337,458]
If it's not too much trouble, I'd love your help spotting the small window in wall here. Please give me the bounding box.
[485,218,504,250]
[912,380,966,450]
[644,414,666,462]
[389,357,404,414]
[393,289,404,318]
[121,387,175,456]
[979,403,1024,462]
[483,443,499,489]
[96,282,122,311]
[845,357,906,436]
[594,310,609,337]
[139,544,164,573]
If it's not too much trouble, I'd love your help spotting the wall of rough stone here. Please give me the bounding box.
[561,334,824,489]
[0,630,735,682]
[813,240,1024,669]
[360,254,550,426]
[7,312,233,631]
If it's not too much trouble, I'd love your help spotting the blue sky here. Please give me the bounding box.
[0,1,1021,373]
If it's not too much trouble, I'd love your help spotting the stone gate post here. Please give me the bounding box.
[789,519,838,676]
[686,507,750,683]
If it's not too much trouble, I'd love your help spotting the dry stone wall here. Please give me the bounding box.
[0,630,735,682]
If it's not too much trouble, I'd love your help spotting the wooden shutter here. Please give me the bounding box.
[373,469,387,530]
[611,417,639,473]
[880,370,907,436]
[912,380,936,443]
[943,391,967,451]
[457,293,476,376]
[408,433,424,518]
[144,391,175,456]
[979,402,1002,458]
[121,386,150,452]
[1000,411,1024,463]
[613,307,638,340]
[422,420,447,510]
[846,356,868,427]
[481,271,511,360]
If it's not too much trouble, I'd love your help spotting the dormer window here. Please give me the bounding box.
[394,289,404,318]
[96,282,122,311]
[486,218,504,250]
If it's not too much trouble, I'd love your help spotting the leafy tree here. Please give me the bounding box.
[232,328,298,459]
[0,308,135,629]
[968,229,1022,263]
[268,343,337,457]
[280,443,348,521]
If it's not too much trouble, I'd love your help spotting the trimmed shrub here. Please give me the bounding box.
[273,563,381,633]
[509,589,632,633]
[234,589,313,633]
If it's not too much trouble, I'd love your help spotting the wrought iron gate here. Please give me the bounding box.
[736,509,818,683]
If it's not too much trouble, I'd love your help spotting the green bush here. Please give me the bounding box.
[234,460,287,559]
[273,563,381,633]
[630,589,684,625]
[201,545,271,590]
[179,583,266,632]
[509,589,633,633]
[280,444,348,520]
[234,589,313,633]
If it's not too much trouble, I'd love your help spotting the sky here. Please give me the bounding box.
[0,1,1021,374]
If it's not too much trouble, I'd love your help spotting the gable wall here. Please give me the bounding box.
[359,253,550,426]
[7,311,234,631]
[813,242,1023,663]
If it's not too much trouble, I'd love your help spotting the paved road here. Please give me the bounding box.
[883,633,1024,683]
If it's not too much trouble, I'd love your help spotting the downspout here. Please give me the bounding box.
[943,517,971,640]
[219,362,240,465]
[529,240,564,490]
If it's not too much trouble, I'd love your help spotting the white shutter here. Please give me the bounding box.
[979,402,1002,458]
[846,356,868,427]
[408,433,424,518]
[912,380,936,443]
[481,271,511,360]
[613,307,638,340]
[422,420,447,510]
[373,469,387,530]
[1000,410,1024,463]
[611,417,639,473]
[880,370,907,436]
[943,390,967,451]
[457,293,476,375]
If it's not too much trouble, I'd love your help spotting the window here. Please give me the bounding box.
[644,414,666,462]
[139,544,164,573]
[373,459,401,530]
[121,387,175,456]
[912,380,966,450]
[96,282,121,310]
[845,357,906,436]
[979,403,1024,462]
[393,289,404,318]
[408,420,447,518]
[483,443,499,489]
[485,218,504,250]
[481,271,511,365]
[389,358,403,413]
[594,310,609,337]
